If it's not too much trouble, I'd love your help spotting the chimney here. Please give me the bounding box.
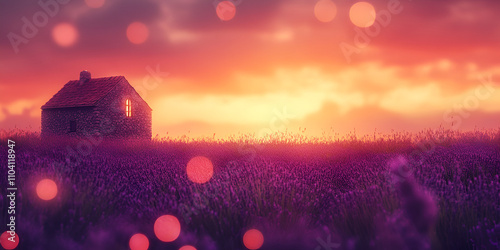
[80,70,91,83]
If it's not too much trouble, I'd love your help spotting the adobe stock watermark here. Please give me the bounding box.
[443,74,496,130]
[7,0,72,54]
[179,106,296,224]
[178,185,213,225]
[257,106,296,139]
[133,64,170,100]
[227,105,296,167]
[236,105,296,164]
[315,232,341,250]
[339,0,407,63]
[212,0,243,20]
[384,74,497,189]
[5,140,18,246]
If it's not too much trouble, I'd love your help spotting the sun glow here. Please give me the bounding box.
[0,231,19,250]
[216,1,236,21]
[243,229,264,250]
[85,0,105,8]
[186,156,214,184]
[52,23,78,47]
[127,22,149,44]
[36,179,58,201]
[349,2,376,27]
[314,0,337,23]
[129,233,149,250]
[179,246,197,250]
[154,215,181,242]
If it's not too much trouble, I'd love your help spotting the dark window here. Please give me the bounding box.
[69,120,76,132]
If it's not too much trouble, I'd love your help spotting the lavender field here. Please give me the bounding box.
[1,129,500,250]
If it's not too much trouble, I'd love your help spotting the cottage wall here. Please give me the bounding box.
[41,107,97,137]
[94,81,152,139]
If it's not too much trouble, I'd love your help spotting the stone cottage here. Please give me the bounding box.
[41,71,152,139]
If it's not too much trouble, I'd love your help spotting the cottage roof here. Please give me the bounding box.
[42,75,126,109]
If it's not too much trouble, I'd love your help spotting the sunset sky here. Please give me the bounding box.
[0,0,499,138]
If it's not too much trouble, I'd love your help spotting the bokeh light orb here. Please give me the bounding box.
[314,0,337,23]
[216,1,236,21]
[154,215,181,242]
[349,2,376,27]
[0,231,19,250]
[186,156,214,184]
[126,22,149,44]
[36,179,58,201]
[179,245,197,250]
[85,0,105,8]
[243,229,264,250]
[129,233,149,250]
[52,23,78,47]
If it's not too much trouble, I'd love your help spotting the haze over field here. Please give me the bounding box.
[1,0,499,138]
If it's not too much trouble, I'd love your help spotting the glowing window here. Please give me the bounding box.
[126,99,132,117]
